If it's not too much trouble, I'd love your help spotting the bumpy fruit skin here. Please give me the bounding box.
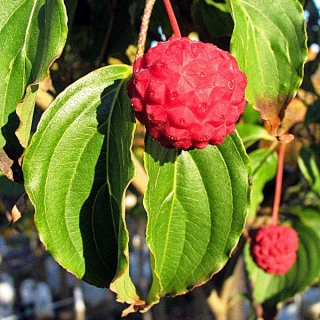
[127,37,247,150]
[250,225,299,275]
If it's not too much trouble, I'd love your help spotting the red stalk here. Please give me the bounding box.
[163,0,181,38]
[271,135,293,226]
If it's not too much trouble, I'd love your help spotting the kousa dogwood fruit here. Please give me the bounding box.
[127,36,247,150]
[250,225,299,275]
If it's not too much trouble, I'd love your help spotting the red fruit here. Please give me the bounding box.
[250,225,299,275]
[127,37,247,150]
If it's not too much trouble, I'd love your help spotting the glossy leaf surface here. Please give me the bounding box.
[0,0,68,150]
[193,0,234,40]
[228,0,307,134]
[248,149,278,220]
[144,131,251,304]
[23,65,135,288]
[236,123,275,149]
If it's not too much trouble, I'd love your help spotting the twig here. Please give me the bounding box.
[136,0,156,59]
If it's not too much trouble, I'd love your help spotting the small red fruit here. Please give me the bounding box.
[250,225,299,275]
[127,37,247,150]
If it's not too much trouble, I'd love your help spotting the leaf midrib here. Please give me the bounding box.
[158,152,179,276]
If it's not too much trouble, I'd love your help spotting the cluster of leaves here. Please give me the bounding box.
[238,105,320,316]
[1,0,320,318]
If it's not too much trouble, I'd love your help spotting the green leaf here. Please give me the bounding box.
[16,85,38,148]
[248,149,278,220]
[298,144,320,196]
[241,103,261,124]
[192,0,234,40]
[23,65,136,290]
[245,208,320,306]
[110,270,143,305]
[205,0,231,13]
[236,123,275,148]
[144,131,251,305]
[227,0,307,134]
[0,0,68,150]
[0,171,24,197]
[288,206,320,231]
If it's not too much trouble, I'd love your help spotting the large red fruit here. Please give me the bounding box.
[249,225,299,275]
[127,36,247,150]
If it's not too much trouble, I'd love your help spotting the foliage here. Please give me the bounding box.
[1,0,320,318]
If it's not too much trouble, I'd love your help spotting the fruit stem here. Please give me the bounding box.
[136,0,156,59]
[163,0,181,38]
[271,134,293,226]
